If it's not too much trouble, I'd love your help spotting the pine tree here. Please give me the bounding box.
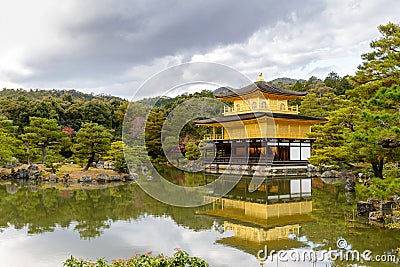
[145,108,167,163]
[0,116,22,165]
[352,22,400,98]
[72,122,113,170]
[185,142,201,160]
[24,117,66,164]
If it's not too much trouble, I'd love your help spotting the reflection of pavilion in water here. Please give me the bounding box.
[209,175,312,204]
[202,176,313,253]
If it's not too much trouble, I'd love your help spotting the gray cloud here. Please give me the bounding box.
[0,217,258,267]
[12,0,323,85]
[129,62,252,100]
[192,0,400,82]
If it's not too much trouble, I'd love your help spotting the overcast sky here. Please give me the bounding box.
[0,0,399,99]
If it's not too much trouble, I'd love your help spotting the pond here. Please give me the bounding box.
[0,173,399,267]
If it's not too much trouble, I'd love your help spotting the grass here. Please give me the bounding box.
[55,164,121,180]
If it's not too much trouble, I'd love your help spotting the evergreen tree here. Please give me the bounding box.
[20,133,39,164]
[32,96,64,122]
[0,117,22,166]
[185,142,201,160]
[324,72,353,95]
[65,102,85,131]
[145,108,167,163]
[299,82,347,117]
[24,117,67,164]
[352,22,400,98]
[83,100,112,128]
[163,136,183,165]
[104,141,129,173]
[72,122,113,170]
[44,151,63,174]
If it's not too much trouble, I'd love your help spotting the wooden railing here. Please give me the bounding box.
[223,105,299,115]
[204,134,223,140]
[204,132,307,139]
[203,156,308,165]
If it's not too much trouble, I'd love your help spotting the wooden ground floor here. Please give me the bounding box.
[201,138,314,174]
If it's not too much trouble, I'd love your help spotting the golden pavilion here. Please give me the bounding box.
[195,73,326,168]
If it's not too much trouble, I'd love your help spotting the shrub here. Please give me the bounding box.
[356,163,400,200]
[63,249,209,267]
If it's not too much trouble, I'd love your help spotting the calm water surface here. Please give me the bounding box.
[0,174,398,267]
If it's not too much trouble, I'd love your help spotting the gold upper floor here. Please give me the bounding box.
[203,118,313,140]
[216,73,305,116]
[197,73,326,140]
[223,94,299,115]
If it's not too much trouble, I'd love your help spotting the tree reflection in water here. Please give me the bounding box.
[0,182,214,239]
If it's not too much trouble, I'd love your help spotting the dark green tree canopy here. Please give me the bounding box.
[185,142,201,161]
[353,22,400,98]
[83,100,112,127]
[0,116,22,165]
[24,117,67,164]
[72,122,113,170]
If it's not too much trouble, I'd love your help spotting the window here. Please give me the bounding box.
[280,103,285,111]
[290,147,300,160]
[301,179,312,196]
[261,101,267,109]
[236,104,241,111]
[301,147,311,160]
[290,179,301,195]
[252,102,257,110]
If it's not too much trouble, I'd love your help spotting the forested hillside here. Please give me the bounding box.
[0,88,129,171]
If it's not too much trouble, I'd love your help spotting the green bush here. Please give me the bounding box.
[113,154,128,174]
[63,249,209,267]
[44,153,63,174]
[184,142,201,161]
[356,163,400,200]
